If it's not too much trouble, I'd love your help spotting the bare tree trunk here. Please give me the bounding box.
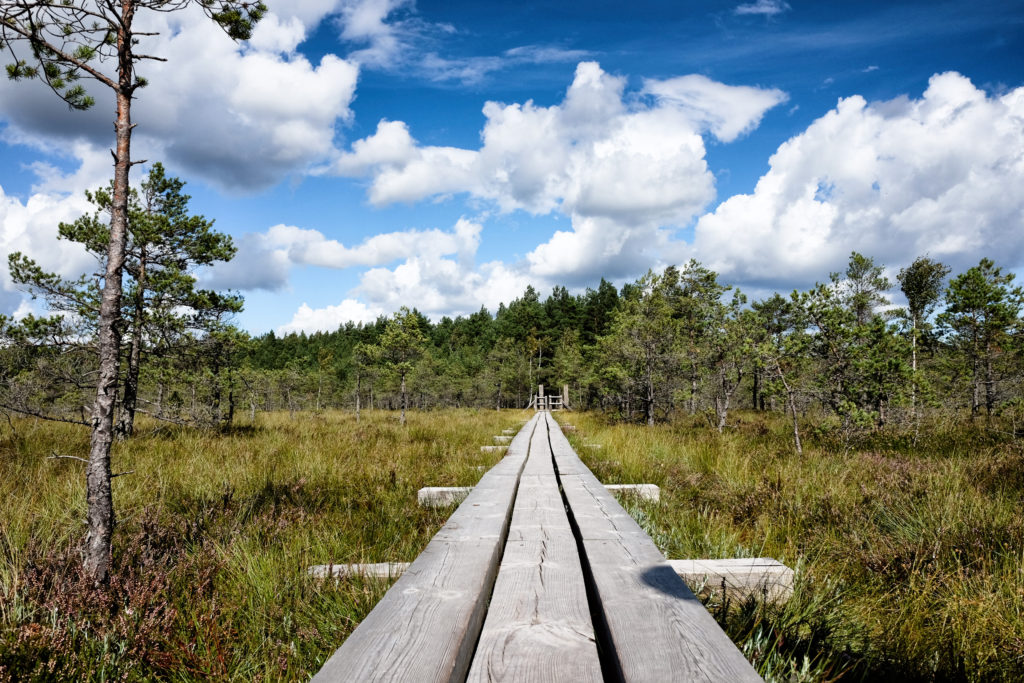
[715,369,739,434]
[911,317,920,438]
[355,371,361,423]
[211,364,222,426]
[774,360,802,455]
[400,371,407,425]
[971,356,981,417]
[316,366,323,412]
[85,32,136,582]
[116,250,146,440]
[788,390,802,455]
[496,380,502,411]
[984,351,995,417]
[689,361,698,415]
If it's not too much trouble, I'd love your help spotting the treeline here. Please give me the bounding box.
[235,253,1024,448]
[2,164,1022,451]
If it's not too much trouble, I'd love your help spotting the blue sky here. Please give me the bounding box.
[1,0,1023,334]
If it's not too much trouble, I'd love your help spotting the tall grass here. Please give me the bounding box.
[0,409,520,680]
[3,409,1021,681]
[562,411,1024,682]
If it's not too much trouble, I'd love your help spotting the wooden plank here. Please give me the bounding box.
[604,483,660,502]
[669,558,794,603]
[312,539,502,683]
[418,486,473,507]
[466,540,602,683]
[581,540,763,682]
[308,562,410,579]
[544,414,762,683]
[312,414,541,683]
[467,414,602,682]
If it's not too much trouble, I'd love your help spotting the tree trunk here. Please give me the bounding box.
[971,356,981,417]
[84,27,136,583]
[400,371,407,425]
[774,360,802,456]
[689,361,698,415]
[716,368,738,434]
[211,363,222,425]
[226,369,235,427]
[788,389,802,456]
[496,380,502,411]
[355,371,361,423]
[984,351,995,417]
[910,317,918,417]
[115,249,146,440]
[751,367,760,412]
[645,360,655,427]
[316,369,322,412]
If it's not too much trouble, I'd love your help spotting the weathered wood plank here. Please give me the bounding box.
[468,424,601,682]
[418,486,473,507]
[311,414,541,683]
[669,558,794,602]
[545,414,762,683]
[307,562,411,579]
[604,483,660,502]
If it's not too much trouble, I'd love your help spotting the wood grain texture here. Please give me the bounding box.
[604,483,660,502]
[418,486,473,507]
[312,414,541,683]
[315,413,761,683]
[307,562,410,579]
[466,539,602,683]
[546,414,763,683]
[669,558,795,602]
[467,417,601,683]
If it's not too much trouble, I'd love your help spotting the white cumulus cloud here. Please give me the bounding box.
[0,4,360,191]
[277,299,384,334]
[332,61,785,284]
[691,72,1024,288]
[271,217,532,332]
[643,74,788,142]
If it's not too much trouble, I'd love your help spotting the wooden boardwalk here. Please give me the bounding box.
[312,413,762,682]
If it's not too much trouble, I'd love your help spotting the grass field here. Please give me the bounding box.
[1,408,1022,681]
[0,410,517,681]
[564,412,1024,682]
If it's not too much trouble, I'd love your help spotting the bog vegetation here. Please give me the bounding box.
[2,409,1023,681]
[2,156,1024,681]
[2,163,1024,681]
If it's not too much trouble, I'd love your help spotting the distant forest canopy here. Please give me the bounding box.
[4,241,1023,448]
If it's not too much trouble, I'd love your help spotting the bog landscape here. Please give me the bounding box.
[1,1,1023,682]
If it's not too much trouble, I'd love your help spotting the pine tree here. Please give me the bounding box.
[939,259,1023,417]
[2,0,265,584]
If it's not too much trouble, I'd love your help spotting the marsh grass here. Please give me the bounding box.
[562,411,1024,682]
[3,408,1022,681]
[0,409,519,681]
